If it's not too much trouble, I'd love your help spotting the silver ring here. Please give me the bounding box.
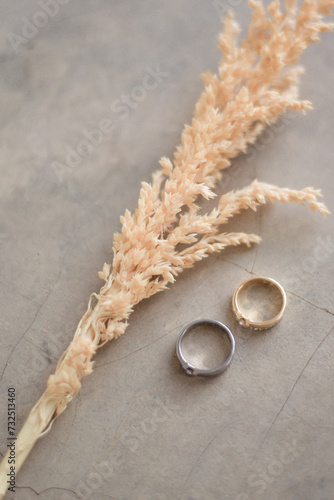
[176,319,235,377]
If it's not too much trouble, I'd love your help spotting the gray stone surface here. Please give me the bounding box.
[0,1,333,499]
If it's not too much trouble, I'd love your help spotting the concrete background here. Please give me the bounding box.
[0,1,333,499]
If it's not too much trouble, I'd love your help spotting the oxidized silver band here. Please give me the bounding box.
[176,319,235,377]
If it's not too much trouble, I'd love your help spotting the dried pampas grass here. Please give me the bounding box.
[0,0,333,496]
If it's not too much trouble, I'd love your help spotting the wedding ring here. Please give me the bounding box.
[176,319,235,377]
[232,276,287,330]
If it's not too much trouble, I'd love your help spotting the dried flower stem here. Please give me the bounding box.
[0,1,333,496]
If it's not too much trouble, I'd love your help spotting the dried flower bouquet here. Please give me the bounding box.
[0,0,333,496]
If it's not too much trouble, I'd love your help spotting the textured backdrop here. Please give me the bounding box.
[0,1,333,499]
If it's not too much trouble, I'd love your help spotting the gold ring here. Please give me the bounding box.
[232,276,287,330]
